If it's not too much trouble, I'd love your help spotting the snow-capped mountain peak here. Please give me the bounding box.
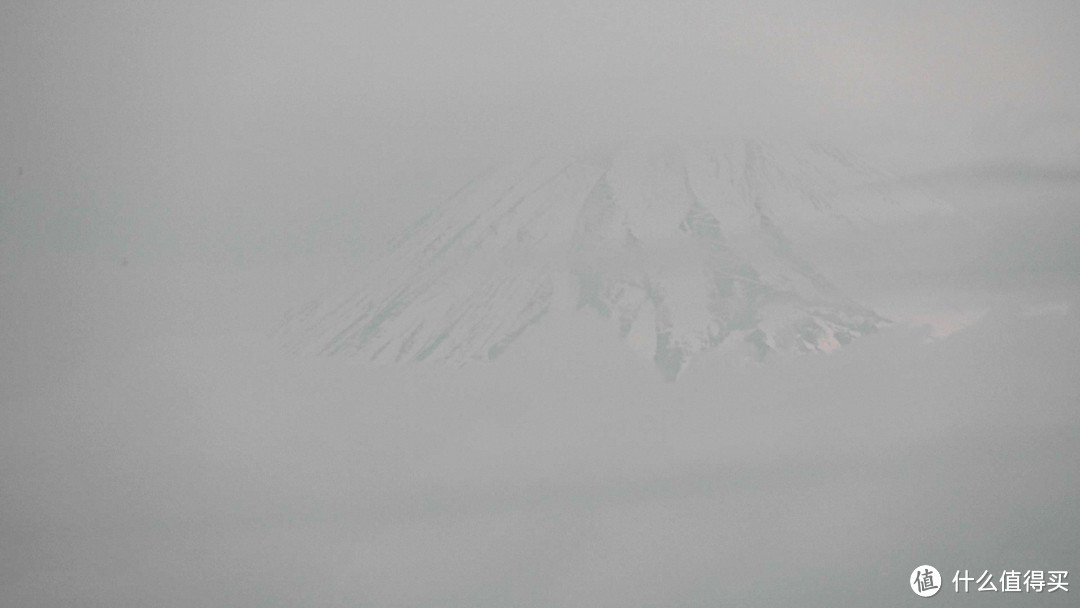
[276,140,940,379]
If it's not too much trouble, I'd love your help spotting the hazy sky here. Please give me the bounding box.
[4,0,1080,270]
[7,1,1080,157]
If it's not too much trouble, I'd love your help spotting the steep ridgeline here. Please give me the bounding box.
[276,141,941,379]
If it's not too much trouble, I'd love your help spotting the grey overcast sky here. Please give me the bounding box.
[6,1,1080,154]
[3,0,1079,342]
[3,0,1080,266]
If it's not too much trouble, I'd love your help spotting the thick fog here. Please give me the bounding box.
[2,1,1080,606]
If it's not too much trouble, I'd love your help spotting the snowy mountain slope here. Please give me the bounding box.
[275,141,943,379]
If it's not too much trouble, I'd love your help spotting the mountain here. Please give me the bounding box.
[275,140,943,379]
